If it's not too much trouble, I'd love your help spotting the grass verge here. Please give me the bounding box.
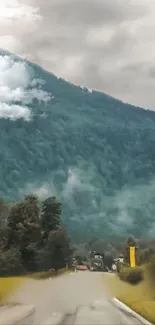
[104,272,155,324]
[0,268,70,303]
[30,267,71,279]
[0,276,26,303]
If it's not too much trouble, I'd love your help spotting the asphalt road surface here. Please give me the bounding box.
[9,271,146,324]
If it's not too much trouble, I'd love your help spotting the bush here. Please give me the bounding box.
[116,261,129,273]
[31,268,67,279]
[0,248,24,276]
[119,267,144,285]
[147,261,155,284]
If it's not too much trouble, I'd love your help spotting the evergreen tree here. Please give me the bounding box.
[7,194,40,271]
[0,192,71,275]
[41,196,61,238]
[47,227,70,270]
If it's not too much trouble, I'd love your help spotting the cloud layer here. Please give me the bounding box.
[0,55,50,120]
[1,0,155,109]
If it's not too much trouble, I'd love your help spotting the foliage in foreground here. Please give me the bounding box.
[118,266,144,285]
[0,194,71,276]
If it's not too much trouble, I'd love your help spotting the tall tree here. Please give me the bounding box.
[0,199,10,245]
[7,194,40,271]
[47,227,70,270]
[41,196,61,238]
[0,246,24,276]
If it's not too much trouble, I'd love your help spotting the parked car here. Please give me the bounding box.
[76,265,88,271]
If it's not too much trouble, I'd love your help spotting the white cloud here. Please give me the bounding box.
[0,55,51,120]
[0,0,41,22]
[0,103,31,121]
[62,168,95,199]
[64,168,81,196]
[19,181,58,199]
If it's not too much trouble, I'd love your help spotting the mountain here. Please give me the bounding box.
[0,50,155,243]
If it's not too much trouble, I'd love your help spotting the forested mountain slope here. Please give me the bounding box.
[0,50,155,242]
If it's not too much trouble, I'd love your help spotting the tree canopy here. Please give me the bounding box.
[0,194,70,275]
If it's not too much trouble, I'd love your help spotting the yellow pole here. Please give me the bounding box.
[129,246,136,268]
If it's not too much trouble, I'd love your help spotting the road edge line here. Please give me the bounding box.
[112,298,153,325]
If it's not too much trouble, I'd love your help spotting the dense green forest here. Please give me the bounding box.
[1,50,155,242]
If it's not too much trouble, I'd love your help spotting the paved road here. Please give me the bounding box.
[9,271,145,324]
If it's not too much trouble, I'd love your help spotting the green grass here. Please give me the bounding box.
[0,268,70,303]
[0,277,27,303]
[104,270,155,324]
[30,268,70,279]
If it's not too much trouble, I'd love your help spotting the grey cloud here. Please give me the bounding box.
[79,63,103,91]
[122,62,155,82]
[146,67,155,78]
[29,0,148,25]
[1,0,155,109]
[80,62,132,96]
[100,28,134,57]
[50,0,145,25]
[123,63,145,73]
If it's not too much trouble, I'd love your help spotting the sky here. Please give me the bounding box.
[0,0,155,109]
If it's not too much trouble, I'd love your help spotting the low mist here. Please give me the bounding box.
[18,167,155,242]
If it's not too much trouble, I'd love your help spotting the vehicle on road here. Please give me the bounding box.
[76,265,88,271]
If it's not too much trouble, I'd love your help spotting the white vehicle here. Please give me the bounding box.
[112,263,116,272]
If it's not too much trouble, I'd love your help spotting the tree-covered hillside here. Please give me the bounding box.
[0,50,155,242]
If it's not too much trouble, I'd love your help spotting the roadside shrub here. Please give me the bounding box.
[116,261,121,273]
[31,268,67,279]
[0,248,24,276]
[147,261,155,285]
[119,267,144,285]
[117,261,129,273]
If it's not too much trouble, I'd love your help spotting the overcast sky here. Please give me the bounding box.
[1,0,155,109]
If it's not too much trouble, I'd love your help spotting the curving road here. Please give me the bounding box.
[9,271,146,324]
